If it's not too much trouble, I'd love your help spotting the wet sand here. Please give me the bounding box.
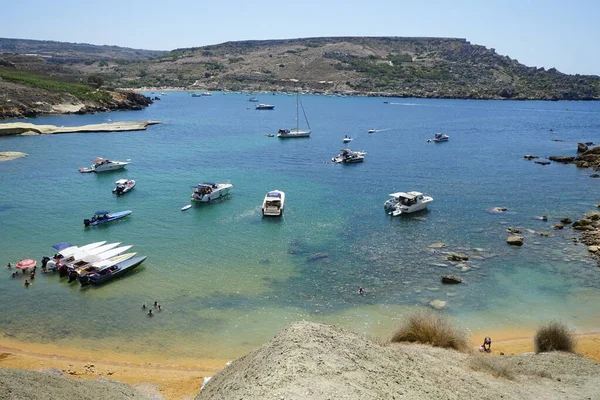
[1,331,599,400]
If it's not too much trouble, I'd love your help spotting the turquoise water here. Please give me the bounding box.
[1,93,600,359]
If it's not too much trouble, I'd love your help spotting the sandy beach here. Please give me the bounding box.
[1,329,598,400]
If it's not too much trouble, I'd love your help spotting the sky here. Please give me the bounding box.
[1,0,599,75]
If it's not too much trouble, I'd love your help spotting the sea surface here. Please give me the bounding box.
[1,93,600,360]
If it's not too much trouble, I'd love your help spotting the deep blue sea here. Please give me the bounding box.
[1,92,599,360]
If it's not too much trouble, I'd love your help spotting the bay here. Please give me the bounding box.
[1,92,599,360]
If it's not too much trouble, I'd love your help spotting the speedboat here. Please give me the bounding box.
[384,191,433,216]
[256,104,275,110]
[262,190,285,217]
[368,129,376,133]
[191,182,232,202]
[432,133,449,142]
[67,247,134,282]
[84,210,132,226]
[248,97,259,102]
[343,135,353,143]
[79,256,147,286]
[57,242,123,277]
[43,241,107,272]
[201,92,212,96]
[79,158,130,173]
[332,149,366,164]
[112,179,136,195]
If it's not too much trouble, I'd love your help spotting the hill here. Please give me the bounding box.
[99,36,600,100]
[197,321,600,400]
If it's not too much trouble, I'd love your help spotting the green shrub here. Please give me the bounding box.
[390,309,468,351]
[534,321,575,353]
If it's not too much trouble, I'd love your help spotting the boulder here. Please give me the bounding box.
[428,242,447,248]
[578,143,589,153]
[585,212,600,221]
[560,218,572,224]
[447,253,469,261]
[507,227,521,234]
[535,161,551,165]
[523,155,539,160]
[591,174,600,178]
[307,253,329,262]
[548,156,575,163]
[552,224,564,230]
[507,236,524,246]
[587,246,599,253]
[441,275,462,284]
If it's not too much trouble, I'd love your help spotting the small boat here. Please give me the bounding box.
[248,97,259,102]
[72,252,138,282]
[332,149,366,164]
[191,93,202,97]
[79,158,130,173]
[265,133,275,137]
[432,133,449,142]
[67,247,134,282]
[277,90,311,138]
[256,104,275,110]
[343,135,353,143]
[79,256,147,286]
[181,204,192,211]
[368,129,376,133]
[201,92,212,96]
[262,190,285,217]
[384,191,433,216]
[84,210,132,227]
[191,182,232,202]
[112,179,136,195]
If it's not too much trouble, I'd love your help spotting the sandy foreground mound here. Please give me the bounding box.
[197,321,600,400]
[0,368,149,400]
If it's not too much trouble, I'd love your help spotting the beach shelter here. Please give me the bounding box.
[16,259,36,270]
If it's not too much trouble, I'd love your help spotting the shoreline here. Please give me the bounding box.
[0,121,161,136]
[1,329,599,400]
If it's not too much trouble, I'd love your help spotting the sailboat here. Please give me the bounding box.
[277,90,311,138]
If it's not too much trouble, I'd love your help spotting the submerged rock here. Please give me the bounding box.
[535,160,551,165]
[523,155,539,160]
[553,224,564,230]
[507,227,522,234]
[561,217,572,224]
[578,143,589,153]
[447,253,469,261]
[507,236,524,246]
[548,156,575,163]
[441,275,462,284]
[307,253,329,262]
[429,299,447,309]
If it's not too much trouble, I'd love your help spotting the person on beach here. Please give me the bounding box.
[24,279,30,287]
[480,337,492,353]
[148,309,153,317]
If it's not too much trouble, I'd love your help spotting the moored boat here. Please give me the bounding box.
[79,158,130,173]
[431,133,449,142]
[262,190,285,217]
[256,104,275,110]
[79,256,147,286]
[190,182,232,202]
[343,135,353,143]
[84,210,132,227]
[112,179,136,195]
[384,191,433,216]
[332,149,366,164]
[277,90,311,138]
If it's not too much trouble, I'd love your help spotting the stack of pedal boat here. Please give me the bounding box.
[42,241,146,286]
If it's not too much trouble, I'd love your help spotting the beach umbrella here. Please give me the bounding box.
[16,259,37,270]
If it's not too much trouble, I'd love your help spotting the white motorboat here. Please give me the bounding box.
[262,190,285,217]
[201,92,212,96]
[45,241,107,271]
[384,191,433,216]
[277,90,311,138]
[79,158,130,173]
[343,135,353,143]
[113,179,136,195]
[432,133,449,142]
[368,129,376,133]
[332,149,366,164]
[256,104,275,110]
[248,97,259,102]
[191,182,233,202]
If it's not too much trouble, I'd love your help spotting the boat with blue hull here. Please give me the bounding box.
[84,210,132,227]
[79,256,147,286]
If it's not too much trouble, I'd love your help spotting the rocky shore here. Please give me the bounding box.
[0,151,28,162]
[0,121,160,136]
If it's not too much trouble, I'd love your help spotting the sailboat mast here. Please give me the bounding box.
[296,88,299,132]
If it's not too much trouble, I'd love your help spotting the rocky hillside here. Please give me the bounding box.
[0,60,153,119]
[197,321,600,400]
[97,36,600,100]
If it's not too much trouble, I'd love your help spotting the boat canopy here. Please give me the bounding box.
[95,210,110,215]
[201,182,217,186]
[52,242,72,251]
[93,158,108,162]
[115,179,128,185]
[389,192,422,200]
[267,192,282,198]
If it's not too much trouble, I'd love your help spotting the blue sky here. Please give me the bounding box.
[2,0,599,75]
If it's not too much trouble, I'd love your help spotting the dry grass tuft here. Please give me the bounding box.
[534,321,576,354]
[390,309,468,351]
[469,356,515,380]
